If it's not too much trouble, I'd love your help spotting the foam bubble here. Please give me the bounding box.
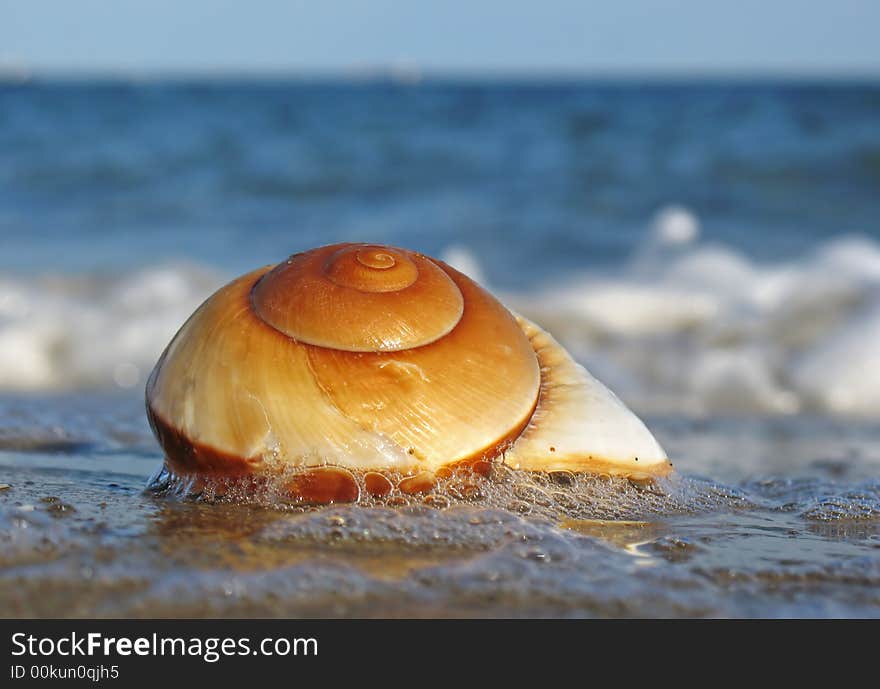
[652,205,700,246]
[147,460,753,523]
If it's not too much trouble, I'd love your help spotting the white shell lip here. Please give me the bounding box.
[503,315,672,478]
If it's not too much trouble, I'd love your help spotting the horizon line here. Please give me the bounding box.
[2,63,880,84]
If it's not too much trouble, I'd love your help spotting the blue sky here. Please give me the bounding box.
[2,0,879,75]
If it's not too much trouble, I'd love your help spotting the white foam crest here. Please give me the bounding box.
[3,226,880,420]
[789,301,880,416]
[0,263,221,391]
[448,223,880,419]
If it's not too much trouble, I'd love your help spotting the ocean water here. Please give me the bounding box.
[1,79,879,617]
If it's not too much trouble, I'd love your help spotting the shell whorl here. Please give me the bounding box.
[252,243,465,352]
[146,241,672,500]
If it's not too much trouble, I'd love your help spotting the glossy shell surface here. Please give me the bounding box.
[146,243,671,502]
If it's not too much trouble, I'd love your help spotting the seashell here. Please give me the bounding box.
[146,243,671,503]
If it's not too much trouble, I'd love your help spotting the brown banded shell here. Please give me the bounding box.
[146,242,671,504]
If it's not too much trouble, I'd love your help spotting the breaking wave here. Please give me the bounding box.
[2,215,879,419]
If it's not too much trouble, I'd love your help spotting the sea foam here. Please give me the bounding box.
[447,219,880,419]
[1,224,879,419]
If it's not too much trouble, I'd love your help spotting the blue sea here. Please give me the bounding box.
[3,80,880,277]
[1,79,879,617]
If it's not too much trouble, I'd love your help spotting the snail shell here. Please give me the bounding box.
[146,243,671,503]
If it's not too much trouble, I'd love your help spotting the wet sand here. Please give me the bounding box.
[1,393,879,618]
